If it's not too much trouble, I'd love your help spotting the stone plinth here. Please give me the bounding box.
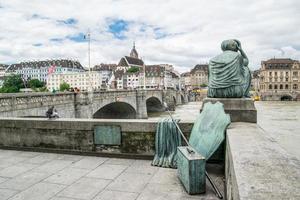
[200,98,257,123]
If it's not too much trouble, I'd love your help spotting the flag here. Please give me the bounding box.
[48,65,56,75]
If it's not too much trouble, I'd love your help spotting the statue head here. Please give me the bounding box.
[221,39,240,52]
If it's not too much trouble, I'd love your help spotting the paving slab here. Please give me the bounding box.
[50,197,83,200]
[8,182,65,200]
[56,154,83,162]
[17,151,41,158]
[149,168,179,185]
[0,188,19,200]
[0,150,224,200]
[33,160,72,174]
[0,150,21,159]
[0,177,8,184]
[94,190,139,200]
[57,177,111,200]
[24,153,59,165]
[44,167,90,185]
[86,164,127,180]
[70,157,108,170]
[0,171,50,191]
[0,156,29,169]
[105,158,135,166]
[125,161,158,175]
[107,172,152,193]
[0,163,38,178]
[136,183,186,200]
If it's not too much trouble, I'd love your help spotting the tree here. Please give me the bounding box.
[127,66,140,73]
[200,83,207,88]
[28,79,44,88]
[59,82,70,91]
[0,74,24,93]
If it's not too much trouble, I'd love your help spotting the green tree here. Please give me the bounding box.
[28,79,44,88]
[200,83,208,88]
[127,66,140,73]
[0,74,24,93]
[59,82,70,91]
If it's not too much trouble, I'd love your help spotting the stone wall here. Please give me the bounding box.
[0,117,224,161]
[0,118,193,158]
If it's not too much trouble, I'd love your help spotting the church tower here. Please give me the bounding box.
[130,42,139,59]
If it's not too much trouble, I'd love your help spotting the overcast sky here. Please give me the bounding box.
[0,0,299,73]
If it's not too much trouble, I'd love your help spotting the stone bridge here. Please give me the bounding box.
[260,91,300,101]
[0,89,188,119]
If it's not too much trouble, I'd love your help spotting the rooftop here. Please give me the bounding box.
[6,59,85,71]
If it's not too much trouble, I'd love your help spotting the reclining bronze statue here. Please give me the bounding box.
[208,39,251,98]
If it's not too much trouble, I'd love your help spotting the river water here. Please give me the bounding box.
[148,101,300,160]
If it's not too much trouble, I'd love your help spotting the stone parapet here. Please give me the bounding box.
[226,123,300,200]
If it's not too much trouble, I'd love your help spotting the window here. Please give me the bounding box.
[286,78,289,82]
[269,84,272,89]
[280,84,283,89]
[269,72,272,76]
[274,85,278,90]
[293,84,298,89]
[286,72,289,76]
[275,72,277,76]
[293,71,298,77]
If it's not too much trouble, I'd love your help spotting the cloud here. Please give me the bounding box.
[0,0,299,73]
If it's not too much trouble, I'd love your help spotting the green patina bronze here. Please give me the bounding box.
[152,118,182,168]
[208,39,251,98]
[177,102,230,194]
[189,101,231,159]
[94,125,121,145]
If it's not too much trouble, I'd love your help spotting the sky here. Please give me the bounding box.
[0,0,300,73]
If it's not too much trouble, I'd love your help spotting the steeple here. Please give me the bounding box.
[130,41,139,59]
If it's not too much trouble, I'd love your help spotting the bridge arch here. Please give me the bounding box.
[280,95,293,101]
[180,94,185,104]
[146,96,164,113]
[93,101,137,119]
[173,96,177,105]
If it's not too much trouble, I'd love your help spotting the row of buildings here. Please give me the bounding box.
[1,44,299,99]
[252,58,300,100]
[0,45,182,92]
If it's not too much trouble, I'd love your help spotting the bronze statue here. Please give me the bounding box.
[208,39,251,98]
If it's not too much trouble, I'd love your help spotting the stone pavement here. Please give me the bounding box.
[0,149,224,200]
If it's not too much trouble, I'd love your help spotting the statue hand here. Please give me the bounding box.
[234,39,241,50]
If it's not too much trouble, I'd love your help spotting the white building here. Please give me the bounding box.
[180,72,191,91]
[47,71,102,91]
[6,59,85,83]
[92,64,117,89]
[0,64,8,87]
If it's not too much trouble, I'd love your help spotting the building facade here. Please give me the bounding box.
[0,64,9,87]
[6,59,85,83]
[92,63,117,89]
[47,71,102,92]
[180,72,191,91]
[259,58,300,100]
[187,64,209,90]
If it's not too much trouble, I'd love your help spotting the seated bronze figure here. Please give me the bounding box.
[208,39,251,98]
